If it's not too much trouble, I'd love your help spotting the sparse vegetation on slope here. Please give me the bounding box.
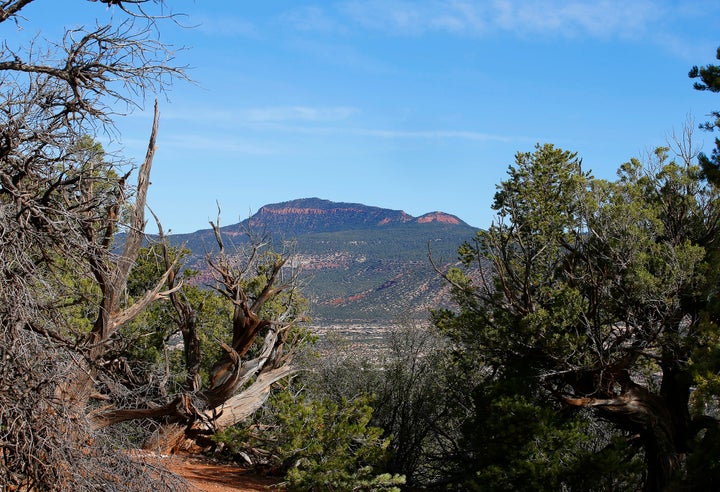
[162,199,479,323]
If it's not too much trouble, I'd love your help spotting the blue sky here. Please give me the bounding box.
[12,1,720,232]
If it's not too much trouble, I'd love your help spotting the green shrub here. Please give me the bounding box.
[215,392,405,491]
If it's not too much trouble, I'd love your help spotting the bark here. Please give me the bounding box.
[564,384,684,491]
[211,364,296,429]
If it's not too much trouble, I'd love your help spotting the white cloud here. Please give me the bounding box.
[339,0,667,39]
[193,15,258,38]
[280,6,347,34]
[243,106,359,123]
[158,134,276,155]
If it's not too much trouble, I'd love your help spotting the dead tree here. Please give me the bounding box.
[89,218,307,453]
[2,5,308,484]
[0,2,190,490]
[0,3,307,485]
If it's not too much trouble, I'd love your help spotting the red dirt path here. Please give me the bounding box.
[143,452,283,491]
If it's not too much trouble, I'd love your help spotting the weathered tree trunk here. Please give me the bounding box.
[154,219,300,450]
[157,317,296,451]
[89,219,302,453]
[142,364,297,454]
[566,383,688,491]
[91,352,296,452]
[58,101,172,410]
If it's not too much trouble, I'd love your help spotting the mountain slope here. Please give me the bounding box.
[167,198,479,323]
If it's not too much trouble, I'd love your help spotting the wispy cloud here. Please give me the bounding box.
[161,105,360,125]
[338,0,668,39]
[151,105,524,145]
[346,127,518,142]
[289,38,397,74]
[193,15,259,38]
[160,108,235,124]
[135,122,521,150]
[240,123,525,143]
[160,134,277,155]
[280,6,348,34]
[243,106,359,123]
[341,0,475,35]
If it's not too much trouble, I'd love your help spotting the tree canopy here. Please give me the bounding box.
[689,45,720,185]
[433,140,720,490]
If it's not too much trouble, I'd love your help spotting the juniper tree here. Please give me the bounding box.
[434,141,720,491]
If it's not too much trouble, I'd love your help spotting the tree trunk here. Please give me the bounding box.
[565,384,686,491]
[58,101,166,412]
[87,198,303,455]
[211,365,296,430]
[89,323,297,452]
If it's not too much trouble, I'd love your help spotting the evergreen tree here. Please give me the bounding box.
[434,143,720,491]
[689,46,720,185]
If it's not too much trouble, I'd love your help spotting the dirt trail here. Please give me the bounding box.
[139,452,282,492]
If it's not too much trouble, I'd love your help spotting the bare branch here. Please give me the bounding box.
[86,100,161,353]
[0,0,34,24]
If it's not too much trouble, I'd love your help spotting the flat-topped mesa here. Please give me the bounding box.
[158,197,474,259]
[245,197,423,234]
[416,212,462,225]
[258,204,413,222]
[155,197,480,324]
